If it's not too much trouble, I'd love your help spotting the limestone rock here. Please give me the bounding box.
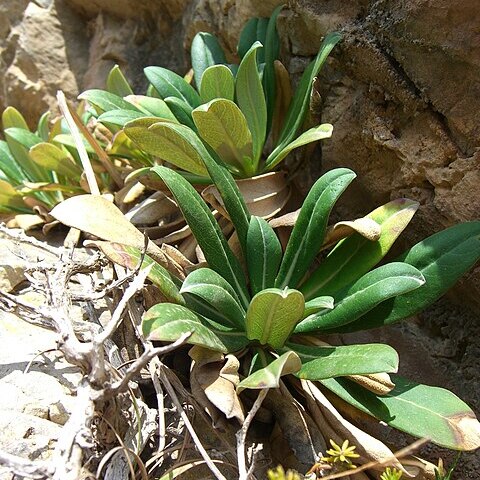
[1,0,88,127]
[0,310,81,479]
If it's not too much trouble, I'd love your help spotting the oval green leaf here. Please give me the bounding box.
[144,66,201,108]
[2,106,29,130]
[340,221,480,332]
[246,216,282,295]
[180,268,246,330]
[192,99,253,172]
[29,143,82,179]
[199,65,235,103]
[151,166,250,308]
[191,32,227,88]
[246,288,305,349]
[78,89,140,113]
[124,120,208,176]
[124,95,178,121]
[143,303,249,353]
[97,109,146,128]
[106,65,133,97]
[235,41,267,168]
[265,123,333,171]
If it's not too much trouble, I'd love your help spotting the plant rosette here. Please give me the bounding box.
[53,160,480,474]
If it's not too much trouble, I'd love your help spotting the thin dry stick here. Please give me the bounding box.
[69,104,123,188]
[57,90,100,195]
[148,361,167,454]
[236,389,269,480]
[320,437,430,480]
[157,363,228,480]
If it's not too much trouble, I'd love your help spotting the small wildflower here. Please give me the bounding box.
[267,465,302,480]
[380,467,403,480]
[321,439,360,469]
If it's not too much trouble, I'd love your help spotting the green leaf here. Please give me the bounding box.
[29,143,82,179]
[265,123,333,171]
[291,343,398,380]
[97,109,146,128]
[143,303,249,353]
[124,95,178,121]
[246,216,282,295]
[151,166,250,308]
[294,262,425,333]
[106,64,133,97]
[0,179,28,212]
[164,96,196,130]
[275,168,356,289]
[271,32,341,157]
[322,376,480,450]
[237,351,301,393]
[144,66,201,108]
[237,18,268,60]
[340,222,480,332]
[301,198,419,301]
[199,65,235,103]
[124,120,208,176]
[4,128,51,183]
[180,268,246,330]
[246,288,305,349]
[303,296,334,317]
[36,111,51,141]
[0,140,27,183]
[91,241,184,305]
[263,5,283,134]
[78,89,140,114]
[194,148,251,256]
[191,32,227,88]
[192,99,253,172]
[235,41,267,168]
[2,106,29,130]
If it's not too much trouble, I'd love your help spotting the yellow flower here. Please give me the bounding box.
[380,467,403,480]
[321,439,360,469]
[266,465,302,480]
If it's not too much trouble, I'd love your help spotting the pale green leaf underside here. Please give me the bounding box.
[246,288,305,349]
[237,351,301,392]
[192,99,253,172]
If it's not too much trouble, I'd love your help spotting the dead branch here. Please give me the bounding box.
[236,389,269,480]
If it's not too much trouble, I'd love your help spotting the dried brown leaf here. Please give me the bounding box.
[189,346,244,425]
[321,218,381,251]
[202,171,290,220]
[50,194,169,267]
[347,373,395,395]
